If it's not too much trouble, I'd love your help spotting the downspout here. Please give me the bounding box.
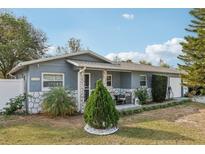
[79,66,86,73]
[77,66,86,112]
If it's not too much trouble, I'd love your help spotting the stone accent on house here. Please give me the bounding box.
[28,92,43,114]
[28,90,78,114]
[102,70,107,87]
[108,88,135,104]
[70,90,78,104]
[78,70,85,112]
[107,88,152,104]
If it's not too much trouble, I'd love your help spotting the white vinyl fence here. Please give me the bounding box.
[0,79,24,111]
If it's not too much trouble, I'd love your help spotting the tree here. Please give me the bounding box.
[55,46,68,56]
[160,63,170,68]
[178,9,205,87]
[159,59,170,68]
[139,60,152,65]
[0,12,47,78]
[50,37,82,56]
[68,37,81,53]
[84,80,119,129]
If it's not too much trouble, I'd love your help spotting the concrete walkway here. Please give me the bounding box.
[116,97,190,112]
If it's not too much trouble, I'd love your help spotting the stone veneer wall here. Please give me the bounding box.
[27,90,78,114]
[27,87,152,114]
[108,88,152,104]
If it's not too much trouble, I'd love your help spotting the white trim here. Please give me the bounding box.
[67,59,80,67]
[84,73,91,100]
[41,72,65,91]
[27,71,30,93]
[139,74,147,87]
[106,74,112,87]
[77,71,81,111]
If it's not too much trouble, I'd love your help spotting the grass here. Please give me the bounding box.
[1,101,205,144]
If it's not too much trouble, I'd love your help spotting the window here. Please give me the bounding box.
[140,75,147,87]
[107,74,112,87]
[42,73,64,91]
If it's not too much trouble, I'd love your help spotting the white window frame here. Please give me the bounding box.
[139,75,147,87]
[41,72,65,91]
[106,74,112,87]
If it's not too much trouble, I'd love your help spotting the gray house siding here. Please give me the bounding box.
[107,71,121,88]
[84,70,131,89]
[131,72,180,90]
[28,59,78,92]
[85,70,102,89]
[131,72,152,89]
[120,72,132,89]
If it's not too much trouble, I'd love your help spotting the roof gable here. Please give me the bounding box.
[9,50,112,74]
[68,53,110,63]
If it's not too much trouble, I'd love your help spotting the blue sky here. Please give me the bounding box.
[11,8,191,66]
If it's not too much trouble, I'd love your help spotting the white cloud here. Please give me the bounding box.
[122,13,134,20]
[105,37,184,66]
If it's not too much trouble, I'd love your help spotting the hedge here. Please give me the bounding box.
[119,99,190,117]
[151,75,168,102]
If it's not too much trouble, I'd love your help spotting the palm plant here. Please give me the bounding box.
[42,87,76,117]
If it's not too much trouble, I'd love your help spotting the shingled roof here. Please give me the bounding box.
[66,59,181,74]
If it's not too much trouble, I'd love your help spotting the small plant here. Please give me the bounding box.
[42,87,76,117]
[84,80,119,129]
[135,88,149,105]
[3,93,27,115]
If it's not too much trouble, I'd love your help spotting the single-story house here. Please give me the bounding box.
[9,50,184,113]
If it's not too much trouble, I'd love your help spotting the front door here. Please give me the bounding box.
[84,73,90,102]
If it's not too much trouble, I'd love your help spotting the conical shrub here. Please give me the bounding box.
[84,80,119,129]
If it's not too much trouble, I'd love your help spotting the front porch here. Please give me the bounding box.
[77,68,136,112]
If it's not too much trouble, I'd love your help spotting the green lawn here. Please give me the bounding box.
[1,102,205,144]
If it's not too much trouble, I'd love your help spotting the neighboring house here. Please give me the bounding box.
[9,50,183,113]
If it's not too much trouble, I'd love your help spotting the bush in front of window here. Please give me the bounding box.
[135,88,149,105]
[151,75,168,102]
[84,80,119,129]
[42,87,76,117]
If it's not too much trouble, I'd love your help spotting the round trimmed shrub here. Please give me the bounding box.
[84,80,119,129]
[42,87,76,117]
[151,75,168,102]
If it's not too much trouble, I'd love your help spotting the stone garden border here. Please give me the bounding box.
[84,124,119,135]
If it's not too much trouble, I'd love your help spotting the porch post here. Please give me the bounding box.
[77,67,86,112]
[102,70,107,87]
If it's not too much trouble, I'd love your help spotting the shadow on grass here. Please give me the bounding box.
[117,126,193,141]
